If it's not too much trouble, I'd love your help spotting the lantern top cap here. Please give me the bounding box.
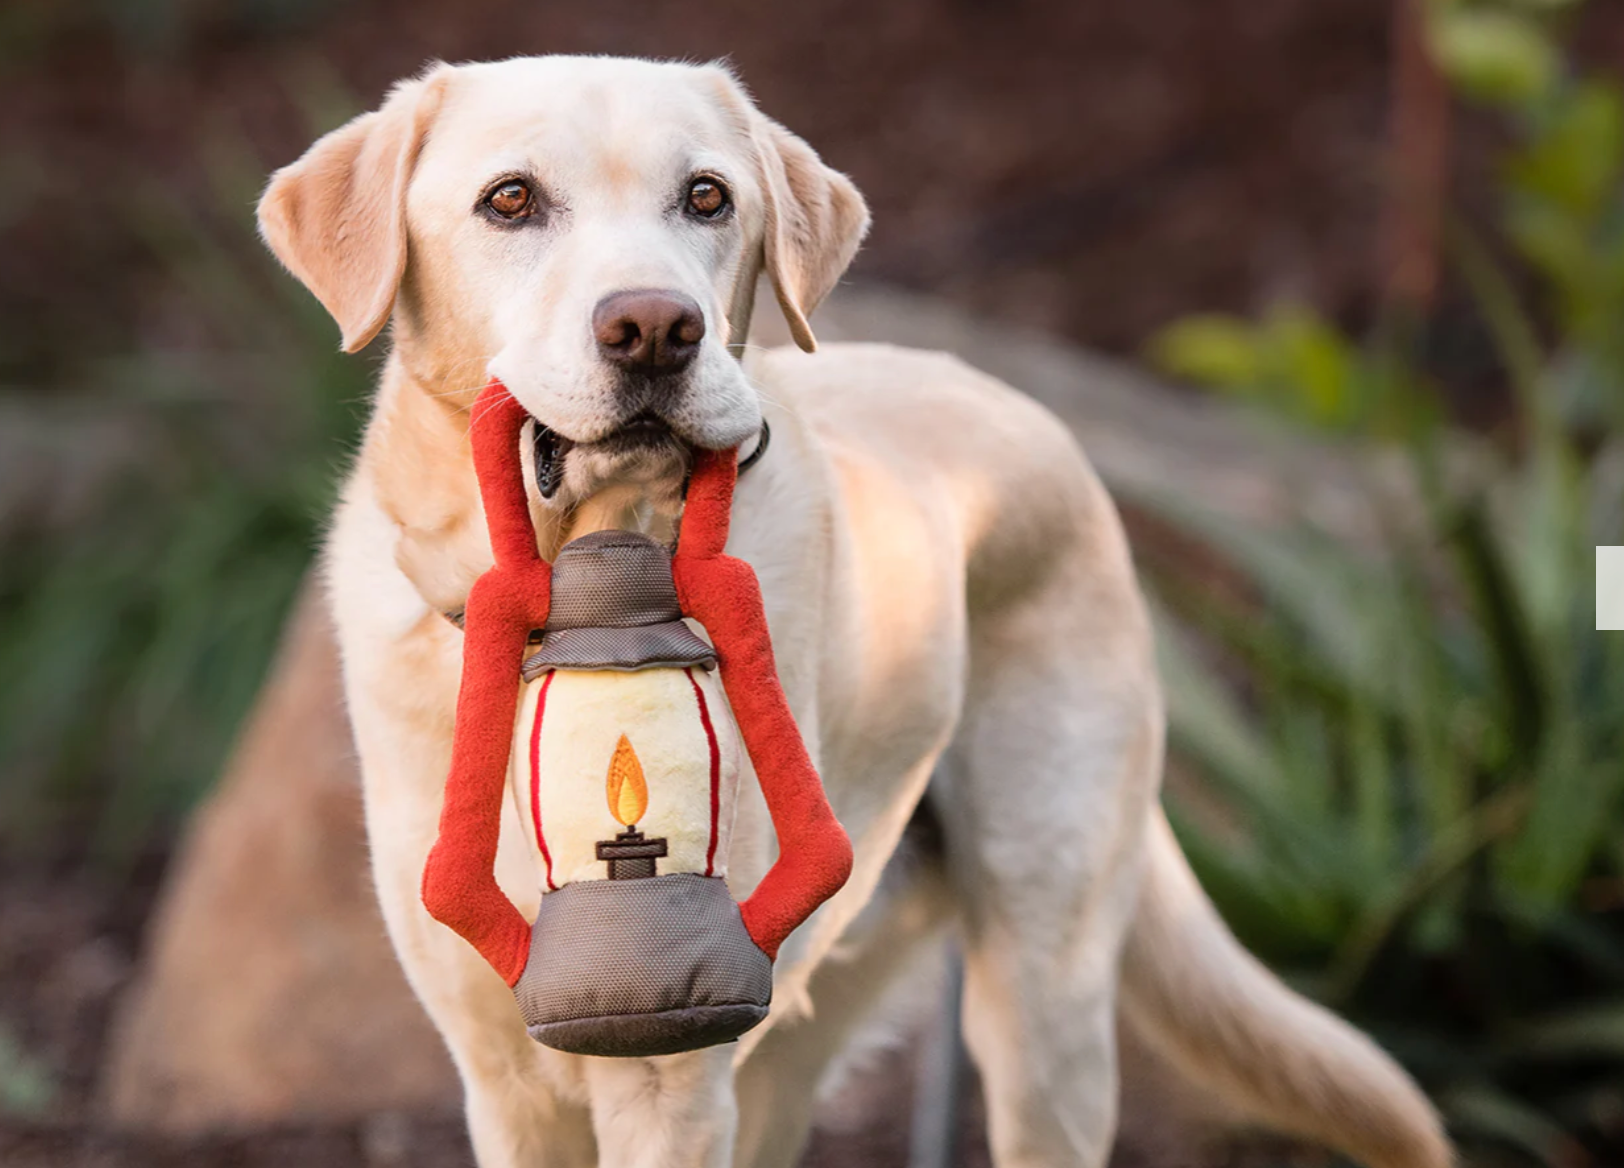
[520,529,716,678]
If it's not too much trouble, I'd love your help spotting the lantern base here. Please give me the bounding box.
[528,1003,768,1058]
[514,873,771,1058]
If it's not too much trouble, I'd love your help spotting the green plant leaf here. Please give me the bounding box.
[1439,1084,1580,1165]
[1430,9,1560,107]
[1447,497,1547,767]
[1504,80,1624,220]
[1145,314,1262,389]
[1152,607,1281,796]
[1516,1000,1624,1061]
[1263,305,1361,429]
[1498,748,1624,909]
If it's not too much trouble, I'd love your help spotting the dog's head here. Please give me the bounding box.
[257,56,868,504]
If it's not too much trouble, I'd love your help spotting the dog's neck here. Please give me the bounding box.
[367,356,686,617]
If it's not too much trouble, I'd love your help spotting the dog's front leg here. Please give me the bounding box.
[583,1047,739,1168]
[331,565,594,1168]
[348,666,599,1168]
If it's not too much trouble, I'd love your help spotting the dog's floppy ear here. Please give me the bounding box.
[257,65,451,353]
[751,114,870,353]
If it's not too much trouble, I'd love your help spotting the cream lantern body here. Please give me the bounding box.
[508,663,744,892]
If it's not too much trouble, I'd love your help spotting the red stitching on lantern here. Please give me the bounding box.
[687,668,722,877]
[528,671,558,891]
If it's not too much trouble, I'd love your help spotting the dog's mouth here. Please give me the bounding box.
[530,422,575,499]
[529,413,687,499]
[592,413,681,455]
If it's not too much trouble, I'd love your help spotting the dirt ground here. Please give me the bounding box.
[0,854,959,1168]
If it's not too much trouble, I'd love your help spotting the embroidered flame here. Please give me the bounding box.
[605,734,648,827]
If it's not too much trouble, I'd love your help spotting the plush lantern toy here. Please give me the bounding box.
[420,381,853,1058]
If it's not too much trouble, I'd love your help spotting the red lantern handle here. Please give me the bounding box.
[674,450,854,960]
[420,381,549,986]
[470,384,548,573]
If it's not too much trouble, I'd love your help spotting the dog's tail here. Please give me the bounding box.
[1120,808,1452,1168]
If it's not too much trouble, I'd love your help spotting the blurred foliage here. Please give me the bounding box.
[0,0,346,66]
[1430,5,1561,107]
[1148,304,1437,437]
[0,97,368,859]
[1145,12,1624,1165]
[0,1021,55,1118]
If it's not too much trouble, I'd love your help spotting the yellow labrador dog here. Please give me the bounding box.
[258,55,1449,1168]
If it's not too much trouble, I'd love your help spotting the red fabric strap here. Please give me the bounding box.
[674,449,854,960]
[420,382,547,986]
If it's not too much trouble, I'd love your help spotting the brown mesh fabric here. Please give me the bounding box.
[545,530,683,630]
[524,530,716,673]
[513,874,772,1057]
[521,622,715,679]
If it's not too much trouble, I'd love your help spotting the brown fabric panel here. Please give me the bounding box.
[513,874,772,1057]
[546,530,684,631]
[520,622,716,678]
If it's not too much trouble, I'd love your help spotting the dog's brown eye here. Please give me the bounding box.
[686,178,729,219]
[486,181,533,219]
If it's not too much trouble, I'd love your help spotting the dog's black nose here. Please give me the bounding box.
[593,289,705,374]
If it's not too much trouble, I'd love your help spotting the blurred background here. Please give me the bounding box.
[2,0,1622,1165]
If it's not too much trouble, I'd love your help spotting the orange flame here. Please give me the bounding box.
[605,735,648,827]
